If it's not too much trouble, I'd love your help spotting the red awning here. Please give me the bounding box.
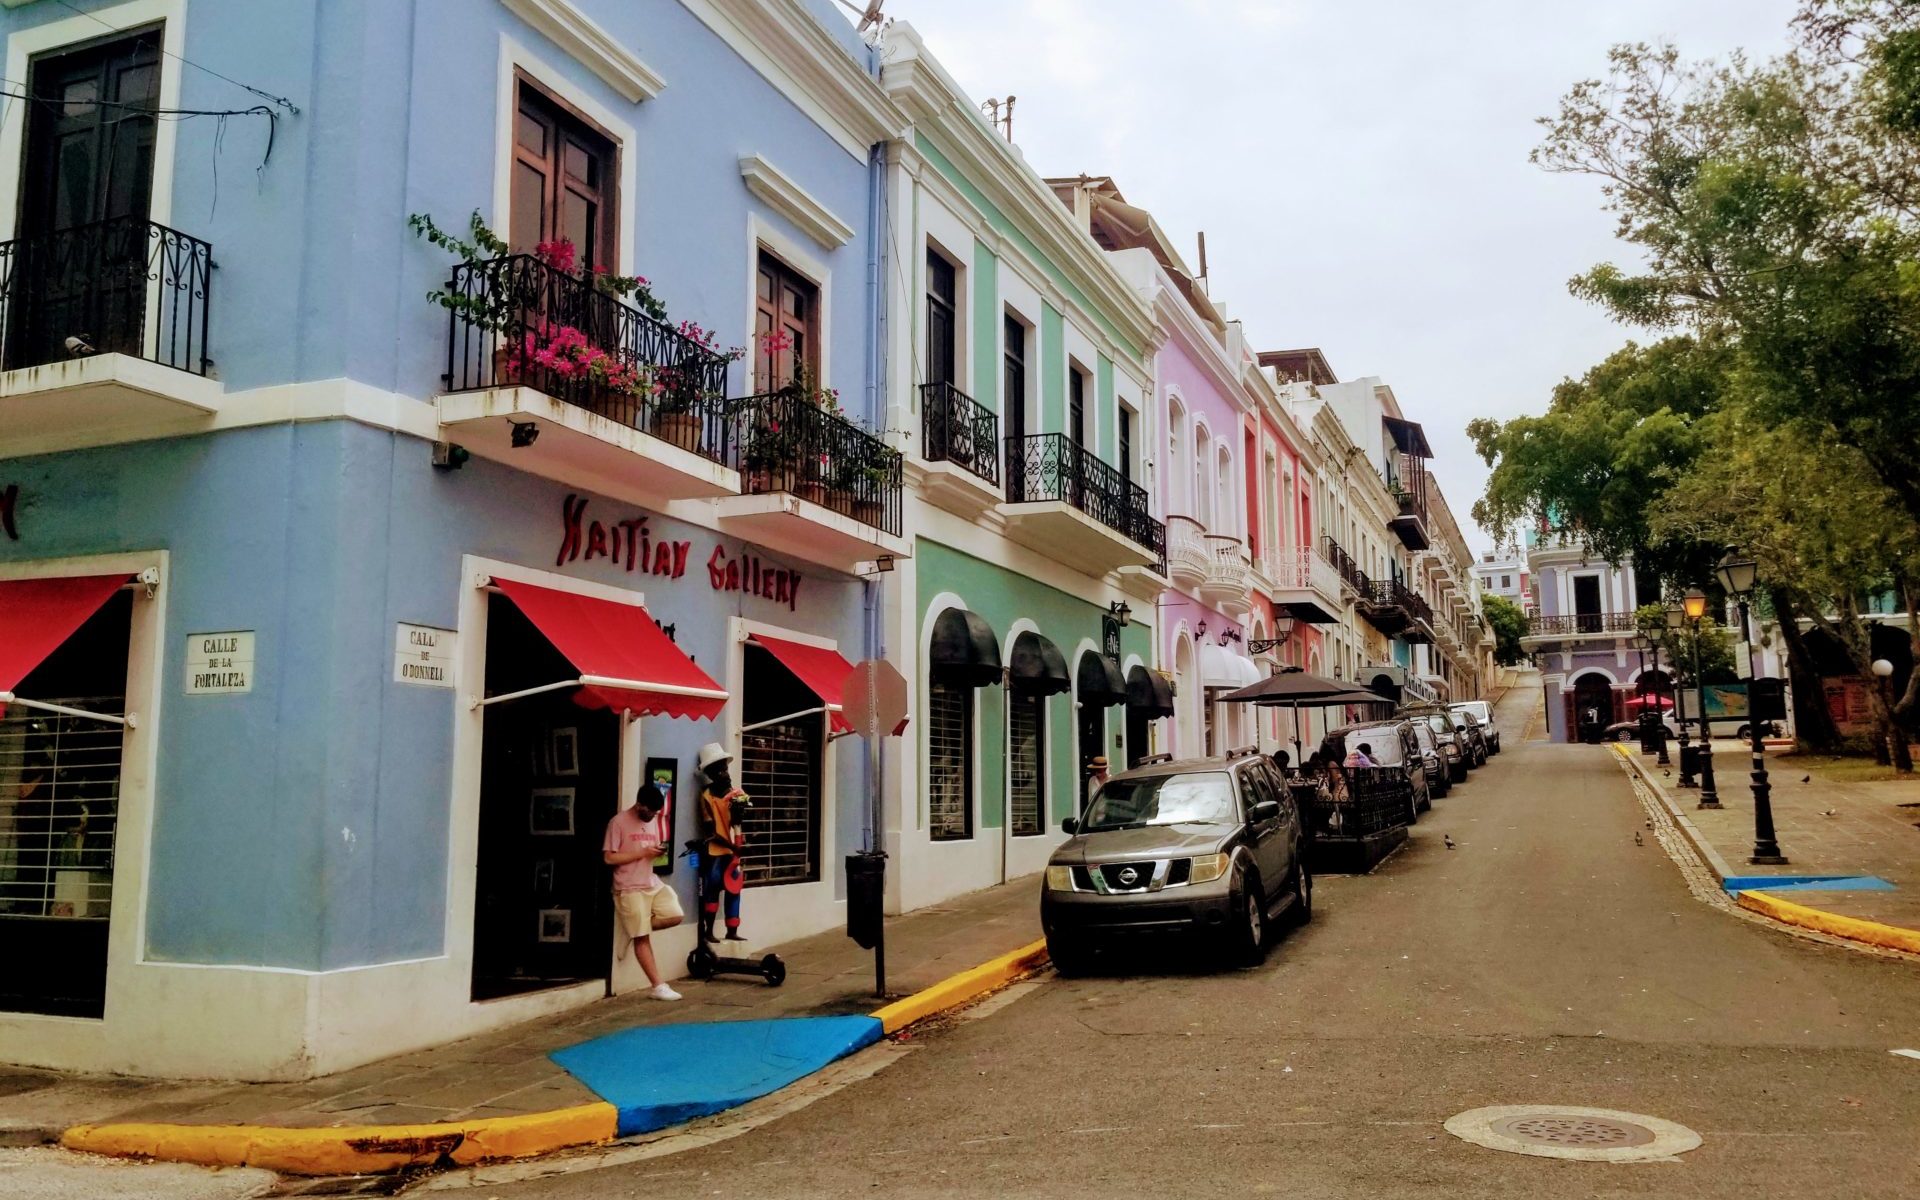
[491,577,726,720]
[752,634,857,734]
[0,574,129,696]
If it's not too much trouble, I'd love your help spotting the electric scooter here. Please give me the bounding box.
[683,840,786,986]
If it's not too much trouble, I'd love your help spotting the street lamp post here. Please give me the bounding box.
[1644,622,1672,767]
[1683,587,1720,809]
[1717,553,1786,864]
[1665,601,1696,787]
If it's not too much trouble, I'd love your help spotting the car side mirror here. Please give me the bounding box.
[1062,817,1079,835]
[1248,800,1280,824]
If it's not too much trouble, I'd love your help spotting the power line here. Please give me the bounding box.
[51,0,299,114]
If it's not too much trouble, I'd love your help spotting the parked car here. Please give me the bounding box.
[1042,753,1311,974]
[1449,700,1501,754]
[1606,712,1679,742]
[1316,720,1431,824]
[1449,709,1490,767]
[1407,718,1449,802]
[1401,706,1470,783]
[1735,720,1783,741]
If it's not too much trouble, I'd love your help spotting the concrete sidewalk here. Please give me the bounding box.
[1616,739,1920,943]
[0,875,1040,1157]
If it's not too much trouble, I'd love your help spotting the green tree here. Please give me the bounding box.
[1482,594,1531,667]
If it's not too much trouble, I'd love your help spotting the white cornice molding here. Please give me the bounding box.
[499,0,666,101]
[680,0,904,160]
[739,154,854,248]
[882,24,1155,364]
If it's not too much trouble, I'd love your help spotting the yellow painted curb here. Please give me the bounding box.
[1735,890,1920,955]
[61,1100,618,1177]
[871,937,1050,1034]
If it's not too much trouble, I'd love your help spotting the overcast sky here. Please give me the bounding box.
[888,0,1799,555]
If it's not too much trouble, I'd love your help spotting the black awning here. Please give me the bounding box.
[1008,631,1069,695]
[1076,651,1128,708]
[1383,415,1432,458]
[1126,664,1174,717]
[930,607,1003,687]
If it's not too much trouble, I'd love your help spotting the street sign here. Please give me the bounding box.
[843,658,908,740]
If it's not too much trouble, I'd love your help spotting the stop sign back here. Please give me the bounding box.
[843,658,908,739]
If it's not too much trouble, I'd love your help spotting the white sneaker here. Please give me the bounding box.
[648,983,682,1001]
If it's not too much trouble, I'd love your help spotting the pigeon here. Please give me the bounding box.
[1661,769,1672,777]
[63,334,96,357]
[1645,818,1653,829]
[1802,775,1812,784]
[1444,835,1456,850]
[1634,831,1643,846]
[1821,808,1838,817]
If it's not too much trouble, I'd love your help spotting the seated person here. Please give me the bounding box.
[1343,742,1377,768]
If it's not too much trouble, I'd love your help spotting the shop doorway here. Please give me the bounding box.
[472,595,618,1001]
[738,643,825,886]
[0,590,131,1018]
[1572,673,1614,744]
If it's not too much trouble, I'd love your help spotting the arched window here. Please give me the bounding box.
[1167,399,1187,514]
[1195,424,1212,527]
[1216,445,1233,539]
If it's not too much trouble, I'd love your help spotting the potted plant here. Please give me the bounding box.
[833,433,897,527]
[650,319,742,450]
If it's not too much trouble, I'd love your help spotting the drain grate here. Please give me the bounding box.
[1446,1105,1701,1163]
[1489,1114,1655,1148]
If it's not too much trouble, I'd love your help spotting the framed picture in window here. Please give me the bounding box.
[529,787,575,835]
[645,756,677,875]
[550,727,580,776]
[537,908,571,943]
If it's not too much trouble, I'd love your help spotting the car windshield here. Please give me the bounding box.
[1450,712,1475,729]
[1426,715,1452,736]
[1453,702,1491,723]
[1342,727,1406,765]
[1082,771,1237,831]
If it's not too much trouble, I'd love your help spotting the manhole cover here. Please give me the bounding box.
[1445,1105,1702,1163]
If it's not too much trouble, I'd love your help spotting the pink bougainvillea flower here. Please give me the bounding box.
[760,328,794,355]
[534,239,577,273]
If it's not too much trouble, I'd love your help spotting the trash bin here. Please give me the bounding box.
[846,851,886,950]
[1679,744,1702,779]
[1637,712,1663,754]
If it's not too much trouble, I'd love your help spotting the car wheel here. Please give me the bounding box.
[1290,862,1313,927]
[1735,724,1750,741]
[1047,935,1093,977]
[1224,872,1267,966]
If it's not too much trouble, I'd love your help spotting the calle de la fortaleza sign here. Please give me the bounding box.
[554,494,805,612]
[185,631,255,694]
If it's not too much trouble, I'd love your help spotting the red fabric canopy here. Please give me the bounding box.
[492,577,726,721]
[0,574,129,695]
[752,634,857,734]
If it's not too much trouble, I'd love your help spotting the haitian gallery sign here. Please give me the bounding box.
[555,494,804,611]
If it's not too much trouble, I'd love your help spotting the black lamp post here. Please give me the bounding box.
[1665,600,1696,786]
[1683,587,1720,809]
[1643,620,1672,767]
[1716,552,1786,863]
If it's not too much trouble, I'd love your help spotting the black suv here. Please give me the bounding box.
[1041,753,1312,973]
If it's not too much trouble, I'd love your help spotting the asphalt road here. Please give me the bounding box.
[468,684,1920,1199]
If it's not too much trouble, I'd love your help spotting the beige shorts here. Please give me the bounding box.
[614,885,683,939]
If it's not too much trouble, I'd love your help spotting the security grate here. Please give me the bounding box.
[1008,693,1044,836]
[0,698,123,919]
[738,721,819,886]
[927,681,971,840]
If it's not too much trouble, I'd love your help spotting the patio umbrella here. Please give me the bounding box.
[1218,670,1391,757]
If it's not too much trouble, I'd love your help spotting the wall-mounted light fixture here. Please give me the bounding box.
[510,421,541,449]
[1107,600,1131,628]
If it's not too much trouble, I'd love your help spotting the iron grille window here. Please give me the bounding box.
[1008,692,1045,836]
[927,679,973,840]
[0,699,122,920]
[738,721,820,886]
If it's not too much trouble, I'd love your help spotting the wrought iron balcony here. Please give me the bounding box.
[737,389,903,534]
[0,216,212,376]
[1321,535,1371,596]
[1524,612,1639,637]
[919,380,999,488]
[1005,433,1160,555]
[1386,453,1431,550]
[441,254,733,467]
[1357,578,1436,639]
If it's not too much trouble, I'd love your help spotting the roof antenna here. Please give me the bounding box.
[1197,231,1209,288]
[981,96,1016,141]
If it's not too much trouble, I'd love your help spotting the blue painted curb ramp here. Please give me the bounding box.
[550,1016,885,1137]
[1722,874,1896,894]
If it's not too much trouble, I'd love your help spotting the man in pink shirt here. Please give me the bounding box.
[603,787,685,1001]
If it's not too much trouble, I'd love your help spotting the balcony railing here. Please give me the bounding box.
[920,380,999,487]
[1322,536,1371,595]
[737,390,903,535]
[1526,612,1639,636]
[442,254,733,465]
[1203,534,1250,594]
[1166,515,1209,583]
[0,216,212,376]
[1006,433,1161,554]
[1270,548,1344,599]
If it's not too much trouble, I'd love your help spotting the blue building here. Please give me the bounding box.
[0,0,908,1079]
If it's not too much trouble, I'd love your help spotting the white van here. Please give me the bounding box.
[1448,700,1500,754]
